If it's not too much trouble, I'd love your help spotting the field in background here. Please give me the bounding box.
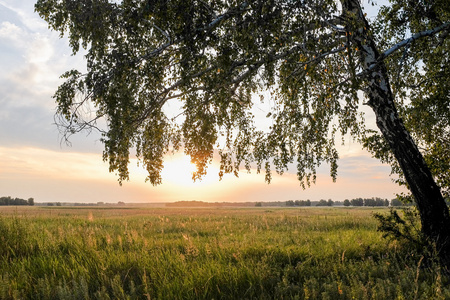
[0,206,448,299]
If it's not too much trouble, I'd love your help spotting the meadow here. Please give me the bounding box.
[0,206,448,299]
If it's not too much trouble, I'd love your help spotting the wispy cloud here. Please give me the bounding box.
[0,1,94,151]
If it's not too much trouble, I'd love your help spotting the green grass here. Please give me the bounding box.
[0,206,448,299]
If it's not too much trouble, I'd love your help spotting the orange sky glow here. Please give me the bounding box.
[0,145,404,203]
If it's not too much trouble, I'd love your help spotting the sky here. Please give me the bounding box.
[0,0,405,203]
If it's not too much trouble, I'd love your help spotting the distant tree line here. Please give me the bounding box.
[282,197,409,207]
[316,199,335,206]
[343,197,390,207]
[168,201,254,207]
[0,196,34,206]
[286,200,312,207]
[390,198,406,207]
[286,199,339,207]
[44,202,118,207]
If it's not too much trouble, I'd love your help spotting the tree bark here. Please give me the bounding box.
[343,0,450,266]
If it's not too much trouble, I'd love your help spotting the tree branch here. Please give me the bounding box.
[380,22,450,63]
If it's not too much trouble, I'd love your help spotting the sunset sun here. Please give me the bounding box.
[161,154,201,186]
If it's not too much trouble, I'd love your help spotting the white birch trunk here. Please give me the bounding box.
[342,0,450,265]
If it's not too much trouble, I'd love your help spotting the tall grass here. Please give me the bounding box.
[0,207,448,299]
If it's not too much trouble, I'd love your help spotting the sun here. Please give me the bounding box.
[130,152,221,188]
[161,154,201,186]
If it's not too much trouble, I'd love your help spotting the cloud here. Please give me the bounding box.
[0,1,95,153]
[0,3,24,26]
[0,21,24,42]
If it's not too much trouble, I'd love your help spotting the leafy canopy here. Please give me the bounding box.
[35,0,448,191]
[364,0,450,198]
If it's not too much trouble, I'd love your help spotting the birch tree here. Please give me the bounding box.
[35,0,450,266]
[365,0,450,200]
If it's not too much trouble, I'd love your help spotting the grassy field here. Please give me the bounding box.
[0,206,448,299]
